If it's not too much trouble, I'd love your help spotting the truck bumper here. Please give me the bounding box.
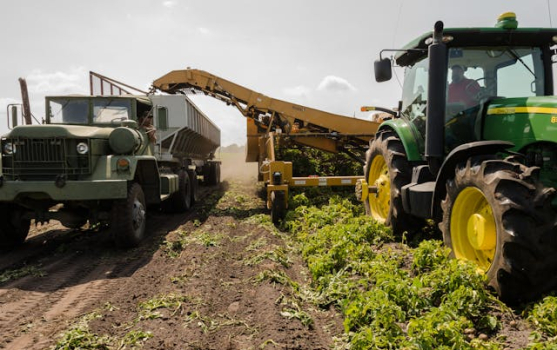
[0,180,128,201]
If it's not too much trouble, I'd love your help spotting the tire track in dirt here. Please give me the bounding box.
[0,254,109,348]
[0,186,216,350]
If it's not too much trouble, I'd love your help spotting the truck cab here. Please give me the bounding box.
[0,92,220,250]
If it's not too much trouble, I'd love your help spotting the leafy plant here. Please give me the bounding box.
[283,192,508,349]
[0,265,46,283]
[138,294,188,320]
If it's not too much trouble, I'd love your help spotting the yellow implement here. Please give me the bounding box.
[152,68,380,221]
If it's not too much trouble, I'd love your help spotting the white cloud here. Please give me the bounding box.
[163,0,177,8]
[317,75,357,93]
[26,67,88,95]
[282,85,311,98]
[197,27,210,35]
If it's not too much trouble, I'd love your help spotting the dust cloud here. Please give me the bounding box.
[218,151,258,183]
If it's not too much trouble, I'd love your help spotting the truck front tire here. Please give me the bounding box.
[111,183,147,248]
[0,204,30,250]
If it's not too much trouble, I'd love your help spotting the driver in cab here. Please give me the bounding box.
[448,64,481,108]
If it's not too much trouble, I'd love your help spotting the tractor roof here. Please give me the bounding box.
[395,27,557,66]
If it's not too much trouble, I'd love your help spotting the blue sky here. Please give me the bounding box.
[0,0,553,145]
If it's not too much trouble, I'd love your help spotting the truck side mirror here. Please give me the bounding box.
[374,58,392,82]
[7,104,19,129]
[156,106,168,131]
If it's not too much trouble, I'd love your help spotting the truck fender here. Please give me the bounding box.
[431,140,514,219]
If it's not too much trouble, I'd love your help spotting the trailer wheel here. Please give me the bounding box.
[169,170,192,212]
[270,191,286,225]
[111,183,147,248]
[364,131,422,235]
[0,204,30,250]
[441,157,557,302]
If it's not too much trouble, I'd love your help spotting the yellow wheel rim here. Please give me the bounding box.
[367,155,390,223]
[450,187,496,271]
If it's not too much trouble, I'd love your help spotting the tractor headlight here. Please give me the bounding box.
[3,142,15,155]
[76,142,89,154]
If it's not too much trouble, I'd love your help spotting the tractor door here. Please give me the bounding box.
[399,56,429,154]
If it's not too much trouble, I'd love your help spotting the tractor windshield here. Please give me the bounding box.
[401,46,545,153]
[447,46,544,111]
[445,47,545,149]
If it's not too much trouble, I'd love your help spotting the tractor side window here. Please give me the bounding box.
[401,57,429,139]
[496,48,544,97]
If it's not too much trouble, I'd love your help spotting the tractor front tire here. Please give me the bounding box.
[441,157,557,303]
[364,130,422,235]
[111,183,147,248]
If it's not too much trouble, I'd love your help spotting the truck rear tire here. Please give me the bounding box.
[169,170,192,212]
[441,156,557,302]
[188,170,199,203]
[111,183,147,248]
[0,204,30,250]
[208,163,220,186]
[363,131,423,235]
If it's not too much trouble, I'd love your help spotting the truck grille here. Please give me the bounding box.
[2,138,91,180]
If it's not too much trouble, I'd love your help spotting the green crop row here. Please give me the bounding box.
[283,193,557,350]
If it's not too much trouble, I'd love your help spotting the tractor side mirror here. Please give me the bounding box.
[374,58,392,82]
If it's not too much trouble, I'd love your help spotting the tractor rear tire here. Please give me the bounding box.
[112,183,147,248]
[363,130,423,235]
[441,156,557,303]
[0,204,30,250]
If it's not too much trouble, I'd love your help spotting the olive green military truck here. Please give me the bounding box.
[0,93,220,249]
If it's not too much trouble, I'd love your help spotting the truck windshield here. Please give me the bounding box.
[48,99,89,124]
[93,99,132,123]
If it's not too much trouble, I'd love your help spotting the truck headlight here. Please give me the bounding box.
[76,142,89,154]
[3,142,15,155]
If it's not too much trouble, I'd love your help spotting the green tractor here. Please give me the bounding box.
[357,13,557,302]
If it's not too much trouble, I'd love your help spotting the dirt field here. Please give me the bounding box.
[0,153,343,349]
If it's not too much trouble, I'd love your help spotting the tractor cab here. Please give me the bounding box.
[376,12,557,157]
[361,13,557,302]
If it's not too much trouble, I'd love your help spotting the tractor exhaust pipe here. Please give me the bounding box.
[425,21,447,176]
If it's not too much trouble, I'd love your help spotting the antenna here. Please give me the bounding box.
[549,0,553,27]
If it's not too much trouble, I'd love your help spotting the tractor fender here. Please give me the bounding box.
[431,140,514,219]
[378,119,423,162]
